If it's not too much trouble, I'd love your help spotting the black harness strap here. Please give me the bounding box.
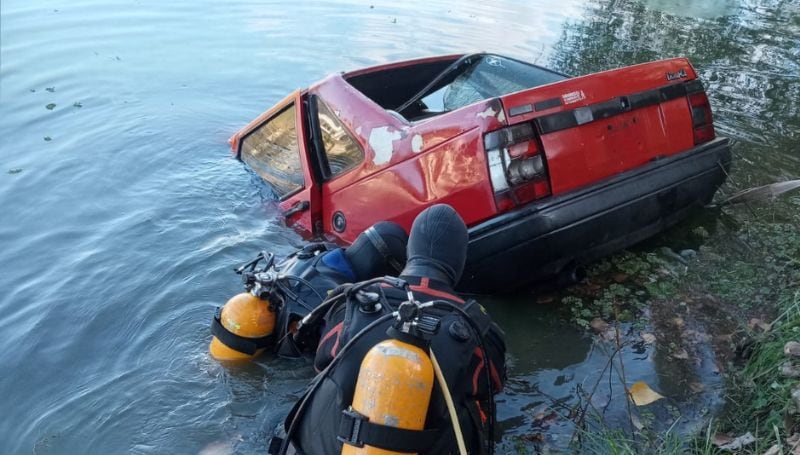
[337,407,441,452]
[211,307,274,355]
[364,226,404,274]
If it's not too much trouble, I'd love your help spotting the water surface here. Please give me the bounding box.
[1,0,798,453]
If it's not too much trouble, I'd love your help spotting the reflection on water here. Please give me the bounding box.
[641,0,740,18]
[0,0,798,453]
[551,0,800,186]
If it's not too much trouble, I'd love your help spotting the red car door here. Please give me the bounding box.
[236,91,321,236]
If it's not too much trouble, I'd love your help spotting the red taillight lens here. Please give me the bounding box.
[688,91,715,145]
[484,122,550,211]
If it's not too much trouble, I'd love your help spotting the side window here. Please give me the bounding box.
[317,99,364,177]
[240,103,304,199]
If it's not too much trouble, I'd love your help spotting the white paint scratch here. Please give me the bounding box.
[355,126,362,136]
[411,134,423,153]
[368,126,401,165]
[477,106,497,119]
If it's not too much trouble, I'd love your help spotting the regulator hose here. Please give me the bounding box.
[427,299,497,455]
[279,280,498,455]
[279,310,396,454]
[429,348,467,455]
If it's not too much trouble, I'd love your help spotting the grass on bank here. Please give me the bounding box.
[539,196,800,454]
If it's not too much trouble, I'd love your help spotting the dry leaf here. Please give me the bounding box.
[628,381,665,406]
[785,341,800,357]
[613,273,629,283]
[630,413,644,431]
[712,432,755,450]
[782,362,800,378]
[791,389,800,410]
[763,444,781,455]
[749,318,772,332]
[672,349,690,360]
[672,317,685,328]
[590,318,609,333]
[714,334,733,344]
[712,434,733,446]
[788,432,800,446]
[689,381,705,393]
[521,433,545,443]
[536,294,555,304]
[601,328,617,341]
[640,332,656,344]
[532,410,558,427]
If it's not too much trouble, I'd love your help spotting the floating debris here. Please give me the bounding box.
[780,362,800,378]
[748,318,772,332]
[45,87,55,93]
[712,432,756,451]
[688,381,705,393]
[73,102,82,108]
[8,168,23,174]
[628,381,665,406]
[640,332,656,344]
[784,341,800,357]
[714,179,800,207]
[44,136,52,141]
[590,317,609,333]
[45,103,56,110]
[671,348,690,360]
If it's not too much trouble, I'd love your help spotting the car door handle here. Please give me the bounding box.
[283,200,309,218]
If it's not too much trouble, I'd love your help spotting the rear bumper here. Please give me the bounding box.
[459,137,732,293]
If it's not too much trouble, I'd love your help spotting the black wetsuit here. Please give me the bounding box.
[278,204,507,455]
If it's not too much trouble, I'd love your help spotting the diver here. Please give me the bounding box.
[272,204,507,454]
[209,221,409,361]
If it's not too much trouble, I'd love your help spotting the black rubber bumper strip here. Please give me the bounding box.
[460,137,731,293]
[535,79,705,134]
[211,307,274,355]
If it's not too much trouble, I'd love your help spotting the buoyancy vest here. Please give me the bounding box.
[270,243,355,355]
[276,276,507,455]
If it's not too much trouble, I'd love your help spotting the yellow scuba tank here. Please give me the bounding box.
[344,338,434,455]
[209,292,276,361]
[342,296,437,455]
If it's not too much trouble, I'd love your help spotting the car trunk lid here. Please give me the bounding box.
[487,58,715,206]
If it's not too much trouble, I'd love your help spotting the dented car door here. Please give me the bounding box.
[234,91,321,235]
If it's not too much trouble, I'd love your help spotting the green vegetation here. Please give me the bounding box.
[549,196,800,453]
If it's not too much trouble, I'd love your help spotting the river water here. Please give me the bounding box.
[1,0,798,453]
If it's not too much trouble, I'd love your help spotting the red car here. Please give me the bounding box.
[230,53,731,293]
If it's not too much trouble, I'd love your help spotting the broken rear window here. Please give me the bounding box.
[433,55,566,112]
[345,54,566,121]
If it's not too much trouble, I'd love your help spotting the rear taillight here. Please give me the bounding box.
[687,89,715,145]
[484,122,550,212]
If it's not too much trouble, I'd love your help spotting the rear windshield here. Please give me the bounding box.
[425,55,567,112]
[346,54,566,121]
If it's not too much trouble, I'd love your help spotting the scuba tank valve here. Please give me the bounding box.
[209,252,278,361]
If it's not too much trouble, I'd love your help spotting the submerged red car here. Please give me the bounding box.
[230,53,731,293]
